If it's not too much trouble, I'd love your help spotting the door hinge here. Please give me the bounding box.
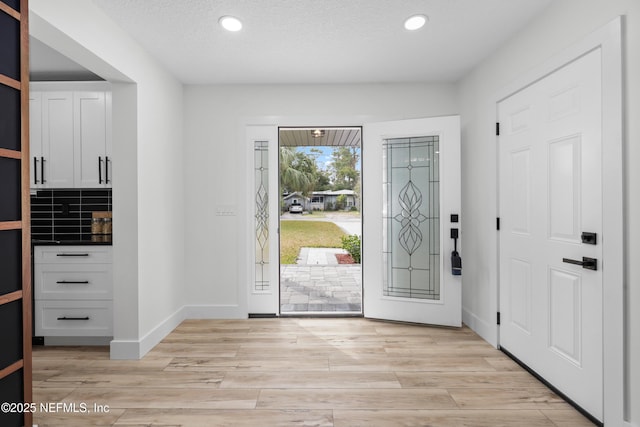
[497,312,501,325]
[496,122,500,136]
[496,217,500,231]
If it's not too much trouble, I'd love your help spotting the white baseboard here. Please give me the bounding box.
[45,336,111,346]
[462,307,498,348]
[110,306,185,360]
[109,304,246,359]
[183,304,246,319]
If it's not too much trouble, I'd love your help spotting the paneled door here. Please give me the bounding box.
[498,49,603,421]
[362,117,461,326]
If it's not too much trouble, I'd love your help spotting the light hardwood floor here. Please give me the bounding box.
[32,318,595,426]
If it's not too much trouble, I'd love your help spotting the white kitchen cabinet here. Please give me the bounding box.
[34,245,113,338]
[30,91,75,188]
[30,82,112,189]
[74,91,113,188]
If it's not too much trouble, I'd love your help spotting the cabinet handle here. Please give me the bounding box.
[105,156,110,184]
[34,157,39,184]
[41,157,46,183]
[56,253,89,257]
[57,316,90,321]
[99,156,103,184]
[56,280,90,284]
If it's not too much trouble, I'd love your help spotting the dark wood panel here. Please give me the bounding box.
[0,0,21,14]
[0,230,21,295]
[0,157,21,221]
[0,369,24,427]
[0,83,21,151]
[0,11,20,81]
[0,299,22,370]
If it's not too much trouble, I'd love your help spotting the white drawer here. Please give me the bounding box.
[34,246,112,264]
[35,300,113,337]
[35,264,112,300]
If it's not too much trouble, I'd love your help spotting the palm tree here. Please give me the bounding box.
[279,147,315,195]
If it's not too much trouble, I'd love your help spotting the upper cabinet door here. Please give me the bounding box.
[42,92,74,188]
[29,92,43,188]
[74,92,110,188]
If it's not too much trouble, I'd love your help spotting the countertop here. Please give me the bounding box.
[32,236,112,246]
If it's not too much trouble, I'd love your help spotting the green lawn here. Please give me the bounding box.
[280,220,346,264]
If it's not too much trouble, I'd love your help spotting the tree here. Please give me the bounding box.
[329,147,360,191]
[279,147,318,195]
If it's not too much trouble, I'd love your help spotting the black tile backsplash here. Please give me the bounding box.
[30,188,112,241]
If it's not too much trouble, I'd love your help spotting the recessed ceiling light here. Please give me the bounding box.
[404,14,427,31]
[219,16,243,32]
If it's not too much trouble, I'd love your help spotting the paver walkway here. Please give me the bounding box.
[281,247,362,313]
[280,264,362,313]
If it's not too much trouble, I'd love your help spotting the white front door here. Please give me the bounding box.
[498,49,603,420]
[362,116,461,327]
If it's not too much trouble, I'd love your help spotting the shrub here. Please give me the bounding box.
[341,234,361,264]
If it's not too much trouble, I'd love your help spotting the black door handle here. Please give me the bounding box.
[562,257,598,271]
[99,156,103,184]
[56,280,90,284]
[57,316,90,321]
[34,157,39,184]
[105,156,110,184]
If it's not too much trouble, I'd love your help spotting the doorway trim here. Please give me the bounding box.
[494,17,623,425]
[241,116,371,317]
[278,126,363,316]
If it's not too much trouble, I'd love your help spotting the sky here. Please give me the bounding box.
[297,146,361,171]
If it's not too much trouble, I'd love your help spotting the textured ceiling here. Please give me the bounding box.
[87,0,552,85]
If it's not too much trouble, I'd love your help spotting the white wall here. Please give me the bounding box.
[183,83,458,314]
[29,0,186,358]
[458,0,639,424]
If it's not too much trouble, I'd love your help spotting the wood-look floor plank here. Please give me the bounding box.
[114,409,333,427]
[448,387,571,410]
[333,409,557,427]
[146,343,239,357]
[32,386,77,403]
[164,356,329,372]
[36,371,225,388]
[329,355,497,372]
[396,371,547,388]
[33,408,127,426]
[61,387,259,409]
[221,371,401,389]
[257,388,457,410]
[540,409,597,426]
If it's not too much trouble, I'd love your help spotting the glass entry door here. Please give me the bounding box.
[362,117,461,326]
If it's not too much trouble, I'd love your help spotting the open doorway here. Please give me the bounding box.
[278,127,362,315]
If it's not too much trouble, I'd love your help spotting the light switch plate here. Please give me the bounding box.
[215,205,237,216]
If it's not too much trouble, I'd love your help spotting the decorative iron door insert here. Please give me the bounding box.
[254,140,270,292]
[383,136,440,300]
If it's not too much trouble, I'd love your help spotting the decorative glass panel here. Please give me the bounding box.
[254,141,270,292]
[383,136,440,300]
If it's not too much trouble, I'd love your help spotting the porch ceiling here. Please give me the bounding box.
[279,127,361,147]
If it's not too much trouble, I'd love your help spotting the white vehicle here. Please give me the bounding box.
[289,202,303,213]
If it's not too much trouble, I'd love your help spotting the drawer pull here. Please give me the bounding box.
[56,253,90,257]
[56,280,90,284]
[57,316,90,321]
